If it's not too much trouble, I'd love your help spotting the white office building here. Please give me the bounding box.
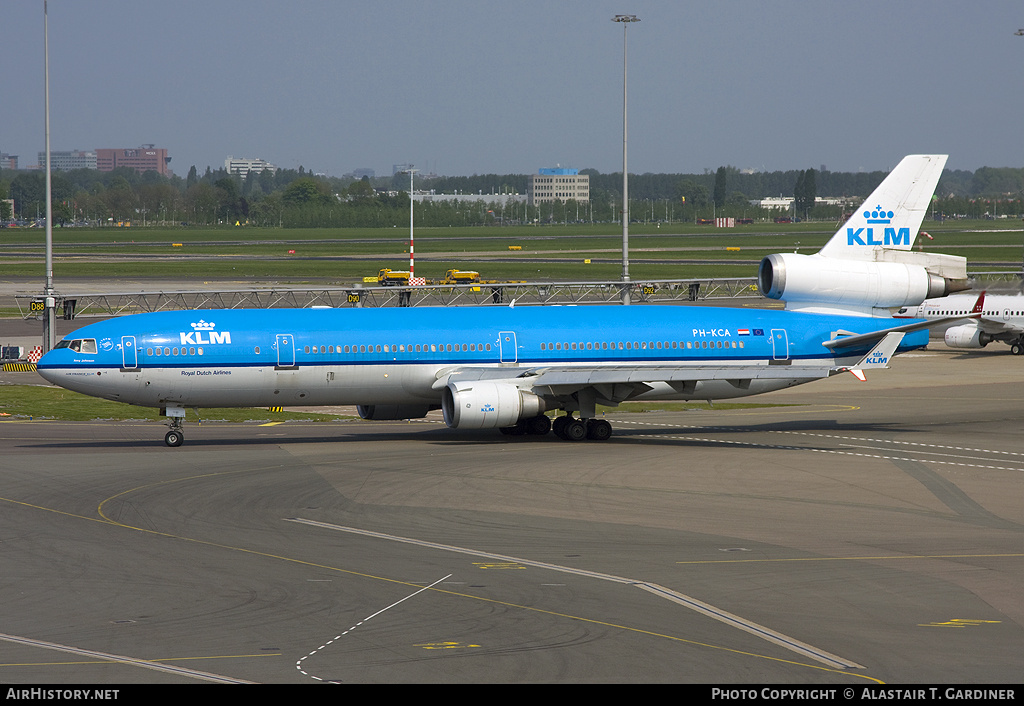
[37,150,97,171]
[528,168,589,205]
[225,156,277,178]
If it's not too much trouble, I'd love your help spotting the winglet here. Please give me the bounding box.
[846,331,905,381]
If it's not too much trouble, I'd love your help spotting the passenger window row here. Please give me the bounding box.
[302,343,495,354]
[146,347,203,357]
[540,340,743,351]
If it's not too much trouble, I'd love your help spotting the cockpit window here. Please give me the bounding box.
[53,338,97,353]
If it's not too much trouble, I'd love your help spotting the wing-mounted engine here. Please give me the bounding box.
[943,323,994,349]
[441,380,548,429]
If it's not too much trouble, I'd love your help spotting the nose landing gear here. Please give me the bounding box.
[162,405,187,447]
[164,426,184,447]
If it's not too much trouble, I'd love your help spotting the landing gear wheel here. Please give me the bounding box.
[164,430,184,447]
[1012,342,1023,356]
[552,415,570,439]
[563,419,587,442]
[586,419,612,441]
[525,415,552,436]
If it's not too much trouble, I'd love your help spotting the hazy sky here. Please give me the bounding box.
[4,1,1023,178]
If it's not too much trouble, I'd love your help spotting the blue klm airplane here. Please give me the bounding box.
[37,155,970,446]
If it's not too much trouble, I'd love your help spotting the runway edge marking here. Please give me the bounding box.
[286,517,863,670]
[0,631,256,683]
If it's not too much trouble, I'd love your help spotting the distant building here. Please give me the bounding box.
[0,152,17,170]
[753,196,794,211]
[528,167,589,205]
[37,150,97,171]
[411,191,526,206]
[750,196,858,210]
[96,145,170,175]
[225,155,277,178]
[347,167,375,179]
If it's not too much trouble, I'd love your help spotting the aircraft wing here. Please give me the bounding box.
[436,362,849,406]
[435,326,915,406]
[977,319,1023,335]
[526,364,834,387]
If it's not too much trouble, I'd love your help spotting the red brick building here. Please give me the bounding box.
[95,145,170,175]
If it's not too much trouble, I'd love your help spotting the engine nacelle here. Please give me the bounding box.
[441,381,547,429]
[357,404,433,420]
[758,252,954,312]
[943,324,993,349]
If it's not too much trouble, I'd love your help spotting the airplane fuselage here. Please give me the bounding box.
[898,293,1024,353]
[38,304,927,411]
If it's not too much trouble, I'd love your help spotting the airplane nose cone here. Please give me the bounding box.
[36,351,60,384]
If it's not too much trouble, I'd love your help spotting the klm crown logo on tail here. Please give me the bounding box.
[846,205,910,247]
[865,207,893,224]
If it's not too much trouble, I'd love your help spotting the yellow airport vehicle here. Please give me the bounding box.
[377,268,412,286]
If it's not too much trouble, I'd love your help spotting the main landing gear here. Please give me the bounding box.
[500,414,612,441]
[553,415,612,442]
[1011,338,1024,356]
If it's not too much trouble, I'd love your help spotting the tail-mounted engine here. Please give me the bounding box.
[758,252,968,314]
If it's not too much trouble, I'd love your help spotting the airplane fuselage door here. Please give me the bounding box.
[121,335,138,369]
[276,333,296,369]
[770,329,789,361]
[498,331,517,364]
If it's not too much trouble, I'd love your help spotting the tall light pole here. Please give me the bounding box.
[42,0,56,351]
[1016,30,1023,273]
[613,14,639,305]
[406,167,418,277]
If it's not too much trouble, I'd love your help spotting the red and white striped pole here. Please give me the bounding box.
[408,168,417,277]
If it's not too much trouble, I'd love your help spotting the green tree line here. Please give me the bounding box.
[3,163,1024,228]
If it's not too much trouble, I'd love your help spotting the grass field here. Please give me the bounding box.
[0,384,352,422]
[1,220,1021,282]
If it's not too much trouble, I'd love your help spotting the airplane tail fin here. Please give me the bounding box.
[971,290,986,316]
[819,155,947,260]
